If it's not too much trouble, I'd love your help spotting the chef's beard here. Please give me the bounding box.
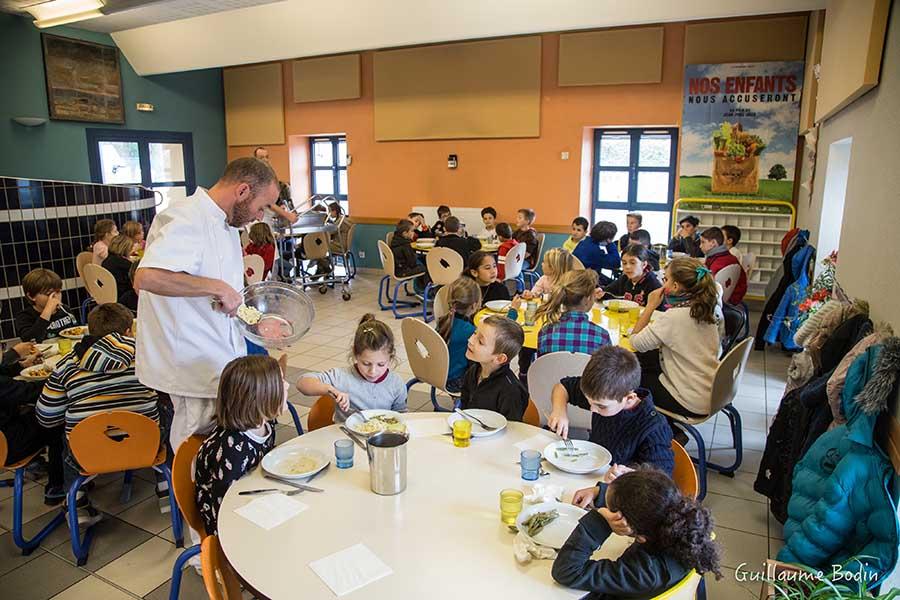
[228,197,256,227]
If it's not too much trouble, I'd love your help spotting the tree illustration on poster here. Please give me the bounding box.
[678,61,804,201]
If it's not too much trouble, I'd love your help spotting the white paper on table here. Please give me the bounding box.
[514,433,556,453]
[309,543,393,596]
[406,418,449,439]
[233,494,308,530]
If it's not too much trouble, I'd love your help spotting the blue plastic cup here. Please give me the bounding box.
[520,450,541,481]
[334,439,354,469]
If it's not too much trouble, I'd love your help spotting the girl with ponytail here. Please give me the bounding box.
[437,277,482,392]
[630,257,721,418]
[535,269,611,357]
[523,247,576,299]
[553,467,722,597]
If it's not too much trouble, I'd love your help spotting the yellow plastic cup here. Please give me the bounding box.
[500,489,524,525]
[628,306,641,326]
[58,338,73,355]
[452,419,472,448]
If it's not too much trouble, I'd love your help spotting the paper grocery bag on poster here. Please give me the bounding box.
[712,154,760,194]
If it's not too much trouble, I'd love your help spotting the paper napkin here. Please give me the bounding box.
[309,543,393,596]
[233,493,308,530]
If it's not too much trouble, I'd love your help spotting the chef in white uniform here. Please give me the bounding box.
[134,156,279,459]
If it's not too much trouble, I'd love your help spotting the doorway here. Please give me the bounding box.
[817,137,852,275]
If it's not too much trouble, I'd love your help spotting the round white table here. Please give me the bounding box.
[218,414,629,599]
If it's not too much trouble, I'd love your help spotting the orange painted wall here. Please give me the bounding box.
[228,26,688,226]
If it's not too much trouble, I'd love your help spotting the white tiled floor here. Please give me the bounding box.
[0,270,791,599]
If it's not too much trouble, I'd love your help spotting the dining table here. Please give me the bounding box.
[412,239,501,253]
[217,414,630,600]
[475,303,652,351]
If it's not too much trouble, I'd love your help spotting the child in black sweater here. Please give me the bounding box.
[465,251,510,306]
[599,244,662,307]
[548,346,673,507]
[195,355,284,535]
[15,269,79,342]
[435,216,480,264]
[389,220,426,278]
[459,315,527,421]
[552,467,721,599]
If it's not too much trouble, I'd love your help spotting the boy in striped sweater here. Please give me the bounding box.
[37,303,160,525]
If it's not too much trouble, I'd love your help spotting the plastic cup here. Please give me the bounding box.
[629,306,641,326]
[609,299,620,312]
[500,489,524,525]
[520,450,541,481]
[452,419,472,448]
[57,338,73,355]
[334,439,354,469]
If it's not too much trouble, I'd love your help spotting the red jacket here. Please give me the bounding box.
[497,239,518,279]
[244,242,275,279]
[706,249,747,304]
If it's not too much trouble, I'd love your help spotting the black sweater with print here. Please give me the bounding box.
[14,305,79,342]
[460,363,527,422]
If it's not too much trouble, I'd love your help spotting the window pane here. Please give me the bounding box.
[592,208,670,250]
[636,171,670,204]
[149,142,186,183]
[338,140,347,167]
[339,200,349,215]
[314,170,334,194]
[313,141,333,167]
[338,169,348,195]
[638,134,671,167]
[597,170,629,203]
[151,186,187,213]
[599,134,630,167]
[99,141,141,184]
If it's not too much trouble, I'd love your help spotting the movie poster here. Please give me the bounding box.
[679,61,804,200]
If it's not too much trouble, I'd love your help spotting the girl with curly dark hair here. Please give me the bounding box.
[552,467,721,598]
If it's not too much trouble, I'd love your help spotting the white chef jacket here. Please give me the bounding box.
[136,187,247,398]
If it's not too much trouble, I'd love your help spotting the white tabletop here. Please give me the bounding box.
[218,414,629,600]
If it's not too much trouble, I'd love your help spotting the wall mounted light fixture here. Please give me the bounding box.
[11,117,48,127]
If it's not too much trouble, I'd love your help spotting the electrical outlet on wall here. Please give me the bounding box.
[561,151,570,160]
[359,250,366,259]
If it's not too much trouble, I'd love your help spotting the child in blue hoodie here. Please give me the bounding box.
[437,277,481,392]
[574,221,621,285]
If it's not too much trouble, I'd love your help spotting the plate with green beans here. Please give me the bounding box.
[515,501,587,549]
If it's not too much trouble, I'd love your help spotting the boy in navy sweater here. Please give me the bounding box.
[548,345,673,507]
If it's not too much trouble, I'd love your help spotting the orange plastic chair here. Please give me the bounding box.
[66,411,182,565]
[308,395,335,431]
[0,432,66,554]
[523,399,540,427]
[201,534,243,600]
[671,440,700,499]
[169,434,207,600]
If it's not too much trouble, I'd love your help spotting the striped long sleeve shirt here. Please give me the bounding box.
[37,333,159,434]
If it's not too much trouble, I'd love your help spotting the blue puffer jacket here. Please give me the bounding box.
[764,231,815,350]
[778,338,900,586]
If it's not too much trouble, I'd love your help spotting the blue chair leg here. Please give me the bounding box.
[706,405,743,476]
[67,475,95,566]
[155,464,184,548]
[286,402,305,436]
[10,467,65,555]
[422,283,434,323]
[80,298,95,324]
[389,280,421,319]
[120,470,133,504]
[169,544,201,600]
[680,423,708,502]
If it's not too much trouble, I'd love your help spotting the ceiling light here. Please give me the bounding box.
[26,0,105,29]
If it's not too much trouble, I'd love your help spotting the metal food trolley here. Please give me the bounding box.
[280,210,355,301]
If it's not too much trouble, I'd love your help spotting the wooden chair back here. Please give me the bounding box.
[425,247,464,286]
[76,251,93,282]
[239,230,250,249]
[385,231,394,246]
[377,240,399,279]
[432,285,452,322]
[523,399,540,427]
[82,263,118,305]
[243,254,265,285]
[401,317,450,390]
[671,440,699,499]
[201,535,243,600]
[527,352,592,432]
[503,243,527,280]
[715,264,743,304]
[571,255,585,270]
[68,412,162,474]
[303,231,330,260]
[532,233,546,266]
[173,434,208,539]
[740,251,756,279]
[308,395,335,432]
[710,337,753,415]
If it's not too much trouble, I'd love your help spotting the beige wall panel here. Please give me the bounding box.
[373,36,541,141]
[224,63,285,146]
[558,27,664,86]
[292,54,361,103]
[799,10,825,132]
[684,16,808,64]
[815,0,891,122]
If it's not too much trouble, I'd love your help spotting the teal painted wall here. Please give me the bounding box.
[0,14,226,187]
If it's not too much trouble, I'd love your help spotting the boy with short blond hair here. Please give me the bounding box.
[460,316,527,421]
[513,208,539,266]
[15,268,79,342]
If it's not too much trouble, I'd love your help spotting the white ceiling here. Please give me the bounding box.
[74,0,286,33]
[105,0,825,76]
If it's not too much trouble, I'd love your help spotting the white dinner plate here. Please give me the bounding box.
[484,300,511,312]
[19,363,53,381]
[447,409,508,438]
[59,326,88,339]
[345,410,407,436]
[35,343,59,358]
[261,446,329,480]
[602,299,639,312]
[542,439,612,474]
[516,501,587,549]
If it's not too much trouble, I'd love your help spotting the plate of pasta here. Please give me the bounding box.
[19,363,53,381]
[262,446,329,480]
[346,410,408,436]
[60,326,88,339]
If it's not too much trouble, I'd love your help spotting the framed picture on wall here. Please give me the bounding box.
[41,33,125,124]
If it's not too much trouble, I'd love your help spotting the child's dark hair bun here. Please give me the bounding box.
[359,313,376,325]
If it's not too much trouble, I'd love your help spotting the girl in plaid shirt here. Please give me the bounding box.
[536,269,611,357]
